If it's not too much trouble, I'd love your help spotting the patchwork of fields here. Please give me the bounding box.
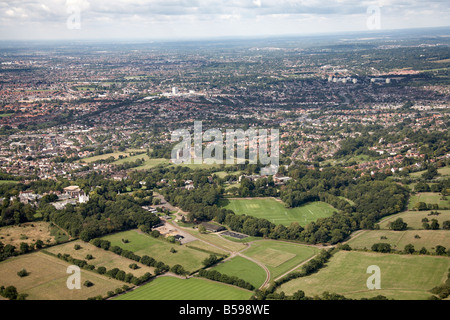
[100,230,226,273]
[0,252,124,300]
[277,250,450,300]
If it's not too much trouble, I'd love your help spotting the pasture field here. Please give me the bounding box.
[45,240,155,277]
[408,192,450,210]
[112,153,168,170]
[114,276,252,300]
[0,222,70,248]
[185,240,229,256]
[379,210,450,230]
[347,230,450,251]
[220,198,336,226]
[211,256,267,288]
[410,166,450,178]
[277,250,450,300]
[81,151,131,163]
[100,230,219,273]
[0,252,124,300]
[438,166,450,176]
[243,240,319,280]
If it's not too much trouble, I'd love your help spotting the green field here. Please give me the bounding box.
[347,230,450,251]
[277,250,450,300]
[243,240,319,280]
[0,180,18,185]
[81,151,131,163]
[100,230,221,273]
[220,198,336,226]
[113,154,168,170]
[379,210,450,230]
[211,256,267,288]
[114,276,252,300]
[410,166,450,178]
[408,192,450,210]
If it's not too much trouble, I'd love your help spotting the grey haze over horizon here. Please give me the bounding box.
[1,0,449,41]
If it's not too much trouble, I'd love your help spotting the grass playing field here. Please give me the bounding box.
[347,230,450,252]
[242,240,319,280]
[211,256,267,288]
[0,252,124,300]
[277,250,450,300]
[114,276,253,300]
[219,198,336,226]
[100,230,220,273]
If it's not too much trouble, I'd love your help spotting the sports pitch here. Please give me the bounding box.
[211,256,267,288]
[220,198,336,226]
[114,276,253,300]
[243,240,319,280]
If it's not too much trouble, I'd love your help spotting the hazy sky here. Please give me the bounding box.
[0,0,449,41]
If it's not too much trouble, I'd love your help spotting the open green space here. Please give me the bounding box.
[219,198,336,226]
[243,240,319,280]
[100,230,218,273]
[347,230,450,252]
[0,252,124,300]
[211,256,267,288]
[379,210,450,230]
[114,276,252,300]
[408,192,450,210]
[277,250,450,300]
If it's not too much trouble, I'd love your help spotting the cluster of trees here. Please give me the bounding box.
[231,177,278,197]
[40,193,160,242]
[198,269,254,291]
[0,199,36,227]
[90,238,172,275]
[389,218,408,231]
[0,285,27,300]
[202,254,222,268]
[371,243,392,253]
[0,241,17,262]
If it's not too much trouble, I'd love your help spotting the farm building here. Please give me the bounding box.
[201,222,225,233]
